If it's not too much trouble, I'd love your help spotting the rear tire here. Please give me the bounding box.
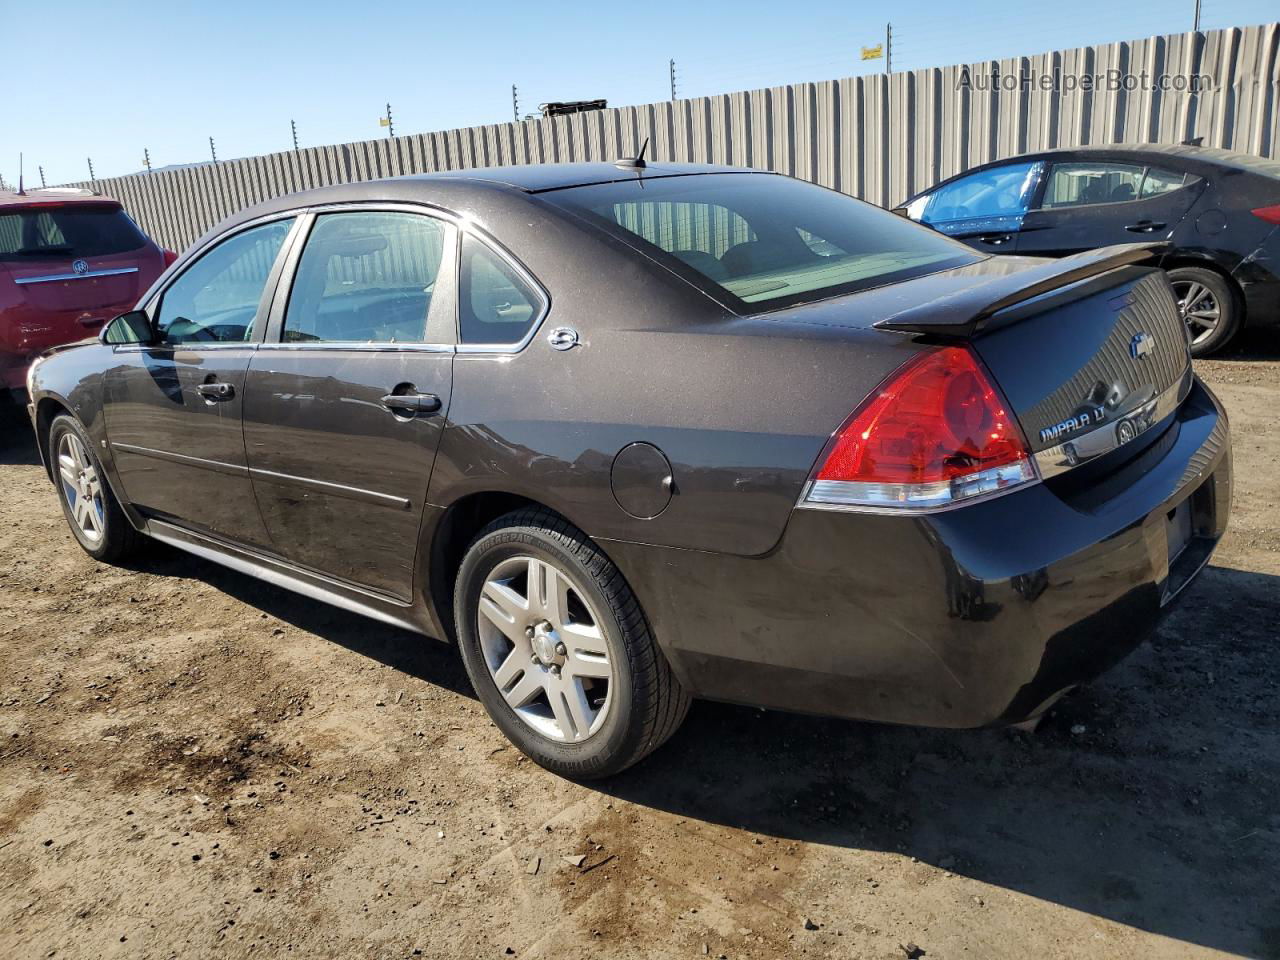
[453,507,690,779]
[1167,267,1239,357]
[48,414,144,564]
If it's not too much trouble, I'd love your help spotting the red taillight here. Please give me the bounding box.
[806,346,1036,510]
[1251,204,1280,225]
[162,249,179,267]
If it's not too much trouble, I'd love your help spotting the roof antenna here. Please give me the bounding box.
[1181,135,1204,147]
[614,137,649,170]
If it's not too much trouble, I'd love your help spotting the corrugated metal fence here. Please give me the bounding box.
[73,23,1279,253]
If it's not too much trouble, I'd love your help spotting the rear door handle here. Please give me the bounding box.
[381,392,441,414]
[978,233,1013,245]
[196,382,235,401]
[1125,220,1166,233]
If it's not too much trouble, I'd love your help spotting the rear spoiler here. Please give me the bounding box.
[874,242,1168,338]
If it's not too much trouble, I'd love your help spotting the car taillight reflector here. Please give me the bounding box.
[1251,204,1280,225]
[162,249,179,267]
[805,346,1037,510]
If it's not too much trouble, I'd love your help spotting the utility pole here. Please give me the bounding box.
[291,119,299,151]
[143,148,152,173]
[1193,0,1201,30]
[669,58,678,101]
[886,23,893,75]
[386,103,395,138]
[512,85,520,123]
[209,137,218,163]
[39,166,46,188]
[87,157,96,182]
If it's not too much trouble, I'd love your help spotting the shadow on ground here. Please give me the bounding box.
[124,544,478,701]
[599,565,1280,959]
[121,530,1280,958]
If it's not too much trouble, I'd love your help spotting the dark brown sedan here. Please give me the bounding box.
[26,162,1230,777]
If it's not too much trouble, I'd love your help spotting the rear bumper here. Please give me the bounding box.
[608,378,1231,728]
[1233,229,1280,329]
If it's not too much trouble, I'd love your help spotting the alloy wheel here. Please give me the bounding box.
[477,555,613,743]
[1171,279,1222,346]
[57,432,105,545]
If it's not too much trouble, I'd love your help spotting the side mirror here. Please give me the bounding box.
[890,206,910,217]
[100,310,155,346]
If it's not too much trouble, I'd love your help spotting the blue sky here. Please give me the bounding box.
[2,0,1275,186]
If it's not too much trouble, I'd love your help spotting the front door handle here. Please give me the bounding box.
[196,382,235,401]
[381,392,441,414]
[1125,220,1167,233]
[978,233,1013,245]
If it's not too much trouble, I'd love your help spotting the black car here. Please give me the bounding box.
[897,144,1280,355]
[26,162,1230,778]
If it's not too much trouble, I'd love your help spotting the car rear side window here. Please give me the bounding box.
[283,211,447,344]
[154,219,293,344]
[545,173,976,312]
[1042,162,1146,207]
[1138,167,1193,198]
[457,234,544,346]
[0,205,147,262]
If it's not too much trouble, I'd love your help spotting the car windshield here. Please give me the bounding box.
[0,205,147,263]
[543,173,979,311]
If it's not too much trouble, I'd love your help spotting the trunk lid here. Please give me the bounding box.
[967,266,1189,470]
[764,243,1189,481]
[872,244,1191,477]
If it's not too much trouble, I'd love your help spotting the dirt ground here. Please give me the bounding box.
[1,335,1278,960]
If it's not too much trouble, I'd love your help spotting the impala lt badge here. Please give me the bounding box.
[1130,332,1155,359]
[1040,405,1106,445]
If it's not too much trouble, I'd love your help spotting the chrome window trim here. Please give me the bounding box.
[110,342,260,354]
[255,341,455,354]
[14,266,139,285]
[1033,377,1187,479]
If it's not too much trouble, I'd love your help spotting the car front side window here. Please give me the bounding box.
[282,211,447,344]
[153,219,293,345]
[913,162,1040,224]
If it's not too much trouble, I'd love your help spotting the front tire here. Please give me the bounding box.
[1167,267,1240,357]
[453,507,689,779]
[48,414,143,563]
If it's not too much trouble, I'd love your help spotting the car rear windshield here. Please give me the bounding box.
[542,173,979,311]
[0,204,147,263]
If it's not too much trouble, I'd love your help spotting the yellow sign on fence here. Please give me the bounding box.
[378,116,391,127]
[861,44,883,60]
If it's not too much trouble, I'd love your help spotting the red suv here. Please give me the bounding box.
[1,189,173,399]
